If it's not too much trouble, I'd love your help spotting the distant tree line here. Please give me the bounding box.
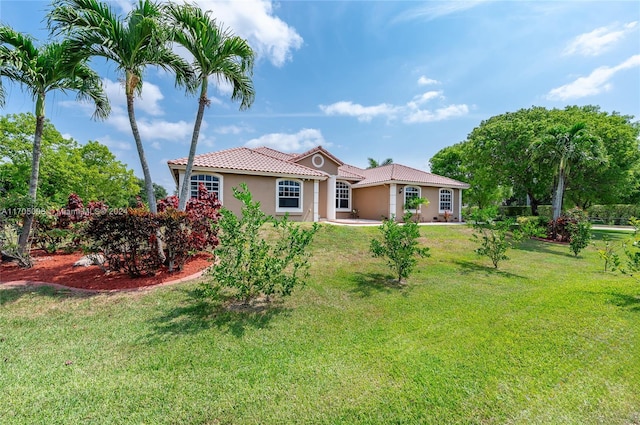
[429,105,640,216]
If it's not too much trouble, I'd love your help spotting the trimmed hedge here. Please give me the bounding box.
[586,205,640,225]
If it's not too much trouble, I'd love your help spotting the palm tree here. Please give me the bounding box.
[539,123,605,220]
[48,0,194,213]
[0,26,109,256]
[367,157,393,169]
[165,2,255,211]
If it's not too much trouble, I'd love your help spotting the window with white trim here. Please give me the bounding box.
[439,188,453,213]
[404,186,420,210]
[190,174,220,199]
[277,179,302,212]
[335,181,350,210]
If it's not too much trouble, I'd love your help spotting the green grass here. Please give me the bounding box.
[1,225,639,424]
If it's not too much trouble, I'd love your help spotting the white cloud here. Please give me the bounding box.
[320,85,467,124]
[244,128,328,152]
[214,125,249,135]
[95,134,133,152]
[319,101,399,122]
[182,0,303,67]
[393,0,491,23]
[404,104,469,123]
[107,113,194,142]
[103,78,165,116]
[564,21,638,56]
[417,76,439,86]
[547,54,640,101]
[407,91,444,109]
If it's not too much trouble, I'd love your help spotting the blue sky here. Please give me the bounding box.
[1,0,639,193]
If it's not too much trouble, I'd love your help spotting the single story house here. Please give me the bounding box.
[167,146,470,223]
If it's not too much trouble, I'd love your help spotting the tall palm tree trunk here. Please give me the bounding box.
[552,166,566,221]
[18,96,46,255]
[178,83,208,211]
[125,77,156,214]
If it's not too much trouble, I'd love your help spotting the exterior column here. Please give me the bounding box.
[178,171,185,197]
[313,180,319,222]
[389,183,397,220]
[327,175,336,220]
[458,189,463,222]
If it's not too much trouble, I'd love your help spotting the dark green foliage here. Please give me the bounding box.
[370,212,430,282]
[587,204,640,225]
[157,208,191,272]
[204,183,319,303]
[85,208,163,277]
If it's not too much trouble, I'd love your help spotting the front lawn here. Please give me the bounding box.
[1,225,638,424]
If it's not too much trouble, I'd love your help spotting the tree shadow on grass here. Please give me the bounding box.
[348,272,411,298]
[605,291,640,312]
[453,260,528,280]
[146,288,290,341]
[0,283,98,306]
[517,239,574,257]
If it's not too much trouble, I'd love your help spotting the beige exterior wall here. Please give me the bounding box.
[296,154,340,175]
[353,186,390,220]
[395,185,464,222]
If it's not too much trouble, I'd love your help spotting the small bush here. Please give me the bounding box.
[370,212,430,282]
[204,184,319,303]
[596,235,620,272]
[469,207,519,269]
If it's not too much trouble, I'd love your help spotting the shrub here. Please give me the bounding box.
[567,219,592,257]
[370,212,430,282]
[157,183,221,252]
[469,207,520,269]
[516,216,547,238]
[621,217,640,278]
[157,208,192,272]
[596,235,620,272]
[587,205,640,225]
[204,183,319,303]
[85,208,162,277]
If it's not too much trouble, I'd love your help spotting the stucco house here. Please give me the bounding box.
[167,145,470,223]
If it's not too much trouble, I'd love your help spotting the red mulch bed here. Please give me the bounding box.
[0,250,213,291]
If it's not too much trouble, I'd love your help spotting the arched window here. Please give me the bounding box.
[276,179,302,212]
[439,188,453,213]
[404,186,421,210]
[190,174,220,199]
[335,181,350,210]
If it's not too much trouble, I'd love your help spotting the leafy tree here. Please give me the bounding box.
[166,2,255,211]
[367,157,393,168]
[0,26,109,255]
[132,177,168,207]
[205,183,319,304]
[49,0,194,214]
[535,123,605,220]
[445,105,640,215]
[0,113,138,207]
[370,212,430,282]
[429,142,503,209]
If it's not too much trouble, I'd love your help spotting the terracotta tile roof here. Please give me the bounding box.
[252,146,297,161]
[338,164,365,181]
[168,147,326,178]
[292,146,344,166]
[168,145,469,188]
[353,163,470,189]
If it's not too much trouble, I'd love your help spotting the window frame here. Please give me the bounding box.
[190,173,222,202]
[335,181,351,211]
[439,188,453,213]
[276,178,303,213]
[404,186,421,212]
